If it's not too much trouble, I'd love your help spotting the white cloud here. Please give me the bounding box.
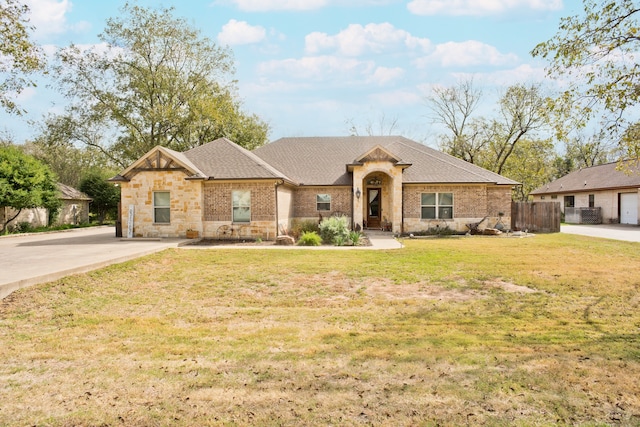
[305,23,431,57]
[218,0,328,12]
[368,67,405,85]
[214,0,395,11]
[415,40,518,68]
[258,56,375,82]
[24,0,79,37]
[218,20,266,46]
[258,55,404,86]
[407,0,563,16]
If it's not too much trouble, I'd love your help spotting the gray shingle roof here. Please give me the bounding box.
[57,183,91,201]
[531,161,640,195]
[252,136,517,186]
[184,138,291,181]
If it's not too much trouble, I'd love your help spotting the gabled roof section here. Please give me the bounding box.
[183,138,293,181]
[57,183,91,201]
[253,136,518,186]
[114,146,206,181]
[531,161,640,195]
[353,144,406,165]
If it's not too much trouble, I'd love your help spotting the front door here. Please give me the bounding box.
[367,188,381,229]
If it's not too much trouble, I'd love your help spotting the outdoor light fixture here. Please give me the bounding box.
[355,188,361,198]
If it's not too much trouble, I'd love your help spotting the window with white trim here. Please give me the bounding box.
[316,194,331,211]
[153,191,171,223]
[421,192,453,219]
[232,190,251,223]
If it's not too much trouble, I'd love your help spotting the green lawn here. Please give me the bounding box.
[1,234,639,426]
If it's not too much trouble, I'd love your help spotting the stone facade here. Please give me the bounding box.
[351,160,404,233]
[120,170,203,238]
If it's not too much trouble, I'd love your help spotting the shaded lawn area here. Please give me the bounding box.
[1,234,639,426]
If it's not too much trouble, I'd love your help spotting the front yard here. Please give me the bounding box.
[0,235,638,426]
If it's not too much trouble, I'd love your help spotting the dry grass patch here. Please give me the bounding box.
[0,234,639,426]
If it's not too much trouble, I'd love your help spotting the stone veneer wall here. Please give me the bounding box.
[403,184,512,233]
[202,180,277,240]
[293,186,352,220]
[120,170,202,238]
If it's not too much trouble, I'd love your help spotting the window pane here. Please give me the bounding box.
[154,192,170,207]
[439,193,453,206]
[232,190,251,207]
[154,207,170,223]
[317,194,331,211]
[421,193,435,205]
[233,207,251,223]
[439,206,453,219]
[232,190,251,222]
[421,206,436,219]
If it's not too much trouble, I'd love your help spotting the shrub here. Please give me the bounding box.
[290,219,319,239]
[319,215,350,245]
[297,231,322,246]
[348,230,362,246]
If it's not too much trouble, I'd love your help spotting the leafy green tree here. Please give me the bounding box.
[500,138,555,201]
[25,115,118,188]
[79,172,120,224]
[532,0,640,156]
[50,3,269,167]
[0,145,60,233]
[0,0,44,114]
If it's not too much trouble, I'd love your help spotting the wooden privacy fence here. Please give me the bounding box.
[511,201,561,233]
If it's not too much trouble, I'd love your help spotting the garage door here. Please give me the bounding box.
[620,192,638,225]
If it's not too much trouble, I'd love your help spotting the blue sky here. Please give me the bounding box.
[7,0,578,146]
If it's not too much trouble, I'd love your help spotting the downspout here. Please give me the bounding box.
[274,179,284,239]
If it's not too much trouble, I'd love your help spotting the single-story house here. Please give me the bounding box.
[530,161,640,225]
[55,182,92,225]
[0,183,92,231]
[110,136,518,239]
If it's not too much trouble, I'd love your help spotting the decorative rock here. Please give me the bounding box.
[276,235,295,245]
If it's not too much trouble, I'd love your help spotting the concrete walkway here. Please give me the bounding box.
[561,224,640,243]
[0,227,186,299]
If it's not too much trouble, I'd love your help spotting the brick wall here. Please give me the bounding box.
[204,181,275,222]
[402,184,512,233]
[293,187,352,218]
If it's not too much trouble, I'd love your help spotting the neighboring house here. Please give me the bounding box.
[55,183,92,225]
[110,136,517,239]
[530,161,640,225]
[0,183,92,230]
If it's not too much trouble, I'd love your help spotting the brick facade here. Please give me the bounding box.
[403,184,512,233]
[204,181,275,222]
[293,187,352,219]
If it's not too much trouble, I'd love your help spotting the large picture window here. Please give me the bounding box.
[232,190,251,223]
[316,194,331,211]
[153,191,170,223]
[421,192,453,219]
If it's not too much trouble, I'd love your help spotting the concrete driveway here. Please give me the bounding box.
[0,227,186,299]
[561,224,640,242]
